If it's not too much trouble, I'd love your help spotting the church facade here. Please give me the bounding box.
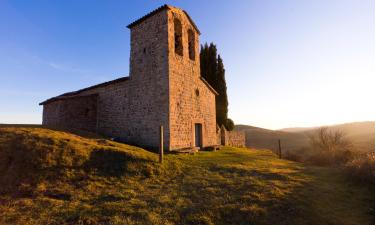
[40,5,219,151]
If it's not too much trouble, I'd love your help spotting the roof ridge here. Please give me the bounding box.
[40,76,130,105]
[126,4,170,29]
[126,5,200,34]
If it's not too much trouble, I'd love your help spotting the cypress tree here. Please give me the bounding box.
[216,54,229,128]
[200,43,217,86]
[200,43,233,130]
[200,43,209,81]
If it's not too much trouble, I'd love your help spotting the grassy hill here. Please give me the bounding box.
[236,121,375,154]
[0,127,374,225]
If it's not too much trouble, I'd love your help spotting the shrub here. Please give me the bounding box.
[335,149,356,164]
[307,127,355,166]
[225,118,235,131]
[306,150,356,166]
[345,152,375,183]
[306,152,334,166]
[283,151,304,162]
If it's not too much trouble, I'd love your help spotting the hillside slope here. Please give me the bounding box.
[283,122,375,152]
[309,122,375,151]
[237,121,375,153]
[235,125,309,153]
[0,127,158,195]
[281,121,375,135]
[0,127,374,225]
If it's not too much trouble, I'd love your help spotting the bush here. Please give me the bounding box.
[306,150,356,166]
[345,152,375,183]
[306,152,334,166]
[283,151,304,162]
[335,149,355,164]
[307,127,355,166]
[225,118,235,131]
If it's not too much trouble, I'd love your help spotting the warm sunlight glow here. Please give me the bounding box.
[1,0,375,130]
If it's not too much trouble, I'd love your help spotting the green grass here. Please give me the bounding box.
[0,127,374,225]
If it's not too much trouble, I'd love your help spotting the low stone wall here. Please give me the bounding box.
[43,94,98,132]
[218,126,246,147]
[226,131,246,147]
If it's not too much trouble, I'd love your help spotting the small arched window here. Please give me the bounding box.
[188,29,195,61]
[174,18,183,56]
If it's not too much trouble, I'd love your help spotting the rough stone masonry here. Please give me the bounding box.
[40,5,245,151]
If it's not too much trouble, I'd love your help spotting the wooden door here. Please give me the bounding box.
[195,123,202,148]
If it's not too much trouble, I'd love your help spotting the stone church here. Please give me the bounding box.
[40,5,220,151]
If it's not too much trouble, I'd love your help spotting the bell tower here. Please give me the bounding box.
[165,7,217,150]
[126,5,171,149]
[127,5,217,151]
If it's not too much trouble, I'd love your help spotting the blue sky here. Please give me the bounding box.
[1,0,375,129]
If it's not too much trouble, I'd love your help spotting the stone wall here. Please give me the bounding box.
[43,81,130,137]
[167,7,218,150]
[219,126,246,148]
[43,95,97,132]
[82,81,131,139]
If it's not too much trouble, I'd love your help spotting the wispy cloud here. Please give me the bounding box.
[48,62,91,73]
[27,53,91,74]
[25,52,118,84]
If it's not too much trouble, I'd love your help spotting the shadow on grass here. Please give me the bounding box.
[86,148,130,176]
[84,148,156,177]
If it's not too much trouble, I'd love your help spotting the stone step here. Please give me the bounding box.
[171,147,200,154]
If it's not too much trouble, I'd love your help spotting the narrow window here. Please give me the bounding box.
[188,29,195,60]
[174,18,183,56]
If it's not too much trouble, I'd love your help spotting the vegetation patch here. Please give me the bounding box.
[0,127,374,224]
[0,127,157,196]
[346,152,375,183]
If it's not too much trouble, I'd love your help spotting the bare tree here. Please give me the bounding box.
[309,127,353,164]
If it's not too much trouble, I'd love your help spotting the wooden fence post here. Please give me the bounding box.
[278,139,282,159]
[159,126,163,163]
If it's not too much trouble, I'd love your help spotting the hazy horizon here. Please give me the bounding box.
[1,0,375,130]
[3,120,375,132]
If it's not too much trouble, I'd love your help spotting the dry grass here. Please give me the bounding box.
[0,127,158,196]
[0,127,374,225]
[346,152,375,183]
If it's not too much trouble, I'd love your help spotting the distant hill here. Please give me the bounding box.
[279,127,316,133]
[236,121,375,153]
[235,125,309,153]
[280,121,375,135]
